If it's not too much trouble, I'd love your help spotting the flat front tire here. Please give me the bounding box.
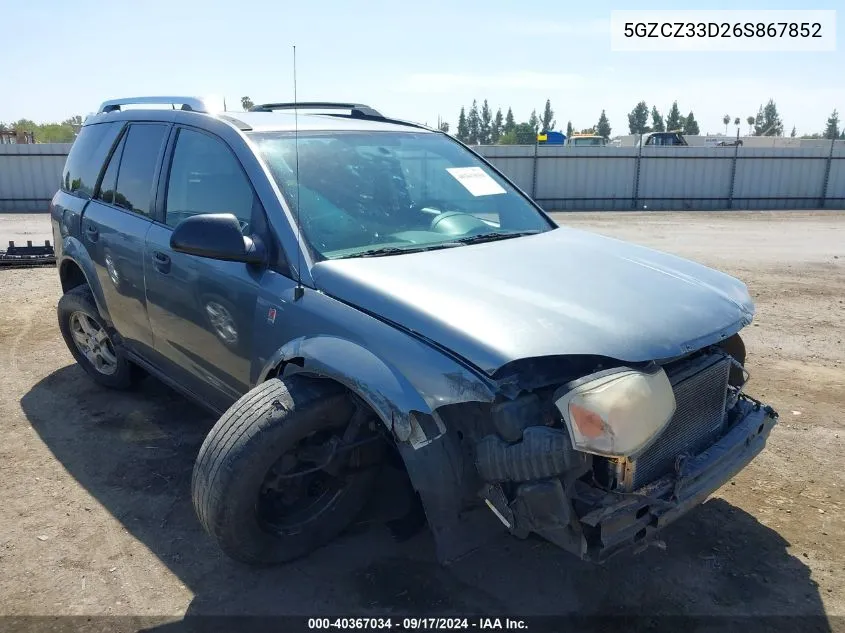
[192,376,383,565]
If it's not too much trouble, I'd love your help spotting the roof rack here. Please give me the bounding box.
[248,102,384,118]
[97,96,211,114]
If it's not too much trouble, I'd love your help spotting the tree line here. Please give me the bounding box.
[628,98,844,140]
[626,101,700,135]
[0,116,83,143]
[4,98,843,143]
[451,99,612,145]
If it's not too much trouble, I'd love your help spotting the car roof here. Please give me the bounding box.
[83,97,431,134]
[223,111,425,133]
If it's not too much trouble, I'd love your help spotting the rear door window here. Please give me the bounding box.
[61,122,123,198]
[112,124,169,216]
[95,134,126,205]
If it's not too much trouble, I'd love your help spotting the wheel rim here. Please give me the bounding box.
[205,301,238,344]
[257,421,381,534]
[69,312,118,376]
[258,429,346,532]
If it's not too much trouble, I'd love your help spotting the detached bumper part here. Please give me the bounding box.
[501,398,778,561]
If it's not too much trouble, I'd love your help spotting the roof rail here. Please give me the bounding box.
[249,102,384,118]
[97,96,211,114]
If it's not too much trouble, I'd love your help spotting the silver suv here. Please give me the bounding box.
[51,96,777,565]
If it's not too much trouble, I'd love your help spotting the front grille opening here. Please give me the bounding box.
[636,505,650,519]
[624,352,731,490]
[634,528,647,541]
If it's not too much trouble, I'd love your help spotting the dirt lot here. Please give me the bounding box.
[0,211,843,629]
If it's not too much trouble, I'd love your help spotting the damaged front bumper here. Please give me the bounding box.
[500,397,778,562]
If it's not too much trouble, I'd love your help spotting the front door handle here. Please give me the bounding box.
[152,251,171,274]
[85,224,99,242]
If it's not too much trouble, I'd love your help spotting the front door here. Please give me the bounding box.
[144,126,266,412]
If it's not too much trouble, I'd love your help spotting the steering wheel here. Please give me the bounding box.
[414,199,449,216]
[428,211,492,235]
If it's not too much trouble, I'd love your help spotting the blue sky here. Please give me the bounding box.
[1,0,841,136]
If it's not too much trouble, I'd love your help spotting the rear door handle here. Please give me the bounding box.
[85,224,99,242]
[152,251,171,274]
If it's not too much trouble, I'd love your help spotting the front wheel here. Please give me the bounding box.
[192,376,384,565]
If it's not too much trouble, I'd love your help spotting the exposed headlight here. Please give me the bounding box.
[554,367,676,457]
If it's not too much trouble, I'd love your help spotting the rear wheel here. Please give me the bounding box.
[192,376,385,565]
[57,285,143,389]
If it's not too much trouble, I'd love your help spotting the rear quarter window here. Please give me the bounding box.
[61,122,123,198]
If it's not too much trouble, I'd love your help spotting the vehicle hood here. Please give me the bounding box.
[311,227,755,375]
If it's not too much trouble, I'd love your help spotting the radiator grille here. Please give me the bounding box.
[625,354,730,490]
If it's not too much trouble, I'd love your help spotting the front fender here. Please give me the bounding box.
[258,334,496,449]
[60,237,109,323]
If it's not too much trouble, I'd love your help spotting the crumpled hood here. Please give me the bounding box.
[311,227,755,375]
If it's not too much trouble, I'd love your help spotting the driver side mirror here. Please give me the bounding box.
[170,213,266,265]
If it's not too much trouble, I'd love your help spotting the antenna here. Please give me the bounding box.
[292,44,304,301]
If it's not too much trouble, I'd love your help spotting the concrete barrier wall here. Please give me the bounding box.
[2,140,844,212]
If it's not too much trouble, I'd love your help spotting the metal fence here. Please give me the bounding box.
[474,142,845,211]
[0,143,72,212]
[2,140,844,213]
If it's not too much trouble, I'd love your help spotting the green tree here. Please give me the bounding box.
[596,110,611,138]
[722,114,731,135]
[746,115,756,135]
[504,107,516,134]
[514,122,536,144]
[467,100,480,144]
[790,126,797,138]
[438,121,450,133]
[754,99,783,136]
[456,107,469,142]
[541,99,555,131]
[824,109,840,140]
[499,130,517,145]
[240,96,254,110]
[665,101,683,131]
[528,109,540,134]
[492,108,503,143]
[683,112,700,135]
[650,106,665,132]
[33,123,75,143]
[479,100,492,144]
[627,101,649,134]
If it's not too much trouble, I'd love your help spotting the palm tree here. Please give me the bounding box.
[723,114,731,135]
[746,115,756,135]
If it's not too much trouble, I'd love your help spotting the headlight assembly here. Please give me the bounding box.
[554,366,676,457]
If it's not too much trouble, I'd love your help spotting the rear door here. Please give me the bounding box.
[144,125,268,411]
[82,122,170,353]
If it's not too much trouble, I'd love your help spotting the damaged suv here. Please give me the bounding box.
[51,97,777,565]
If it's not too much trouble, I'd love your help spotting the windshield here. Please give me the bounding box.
[249,131,553,259]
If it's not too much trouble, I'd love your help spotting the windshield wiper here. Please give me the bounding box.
[451,230,541,245]
[342,243,462,259]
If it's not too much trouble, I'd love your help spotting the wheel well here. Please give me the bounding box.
[60,260,87,293]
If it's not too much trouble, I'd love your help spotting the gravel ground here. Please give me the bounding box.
[0,211,843,631]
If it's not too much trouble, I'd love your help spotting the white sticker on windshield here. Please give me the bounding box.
[446,166,507,197]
